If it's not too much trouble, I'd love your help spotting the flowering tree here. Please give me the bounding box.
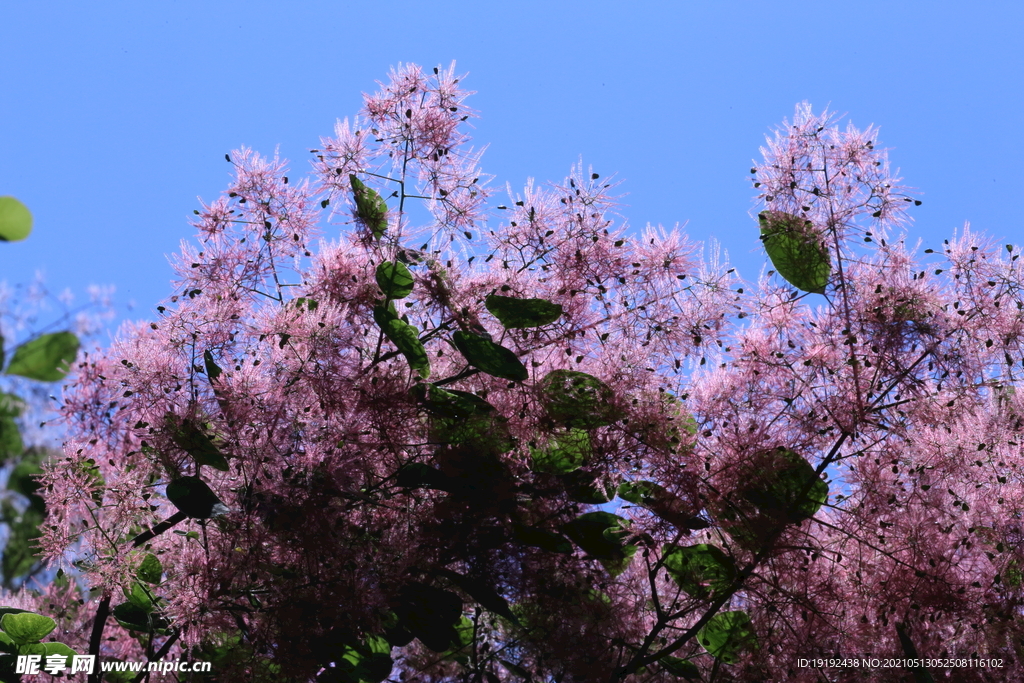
[16,65,1024,682]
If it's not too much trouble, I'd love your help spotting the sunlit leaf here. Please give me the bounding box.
[350,175,388,239]
[452,331,528,381]
[137,553,163,585]
[697,610,758,664]
[739,447,828,523]
[5,332,79,381]
[759,210,831,294]
[376,260,414,300]
[0,612,55,644]
[0,197,32,242]
[662,544,738,600]
[485,294,563,328]
[41,642,77,669]
[539,369,621,428]
[203,350,223,383]
[373,305,430,378]
[165,414,230,471]
[530,428,591,474]
[560,512,636,576]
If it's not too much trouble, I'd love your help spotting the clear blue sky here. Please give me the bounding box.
[2,2,1022,345]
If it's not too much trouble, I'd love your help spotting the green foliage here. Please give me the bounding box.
[716,447,828,549]
[375,261,414,300]
[618,480,705,530]
[0,197,32,242]
[0,612,54,644]
[758,210,831,294]
[484,294,563,328]
[327,636,394,683]
[165,476,227,519]
[203,349,223,383]
[350,175,388,239]
[137,553,163,584]
[1,447,48,588]
[165,413,230,471]
[697,610,758,664]
[451,331,529,381]
[560,512,637,576]
[4,332,79,382]
[662,544,738,600]
[0,394,26,465]
[510,523,574,554]
[373,304,430,378]
[0,608,78,679]
[412,384,514,453]
[739,447,827,523]
[658,655,701,680]
[189,631,281,683]
[539,369,621,429]
[529,428,591,474]
[559,469,616,504]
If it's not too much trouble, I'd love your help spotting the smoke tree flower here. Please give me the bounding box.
[19,67,1024,683]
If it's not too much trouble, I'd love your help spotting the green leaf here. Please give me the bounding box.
[41,642,77,669]
[0,612,55,644]
[530,428,591,474]
[165,476,227,519]
[759,210,831,294]
[375,261,414,300]
[8,450,43,499]
[203,350,223,383]
[510,523,573,554]
[560,512,636,576]
[539,369,621,428]
[137,553,163,585]
[350,175,388,239]
[112,601,161,633]
[451,331,528,381]
[662,544,738,600]
[697,610,758,664]
[332,637,393,683]
[373,305,430,378]
[0,415,23,464]
[437,569,519,625]
[413,385,514,453]
[0,197,32,242]
[441,615,474,664]
[739,447,828,523]
[123,582,154,611]
[618,480,698,529]
[0,394,23,420]
[618,480,661,505]
[165,414,230,471]
[4,332,79,381]
[559,469,616,504]
[412,384,492,420]
[1,499,44,584]
[659,655,701,680]
[485,294,563,328]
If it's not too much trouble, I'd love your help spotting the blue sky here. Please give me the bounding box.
[2,1,1022,348]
